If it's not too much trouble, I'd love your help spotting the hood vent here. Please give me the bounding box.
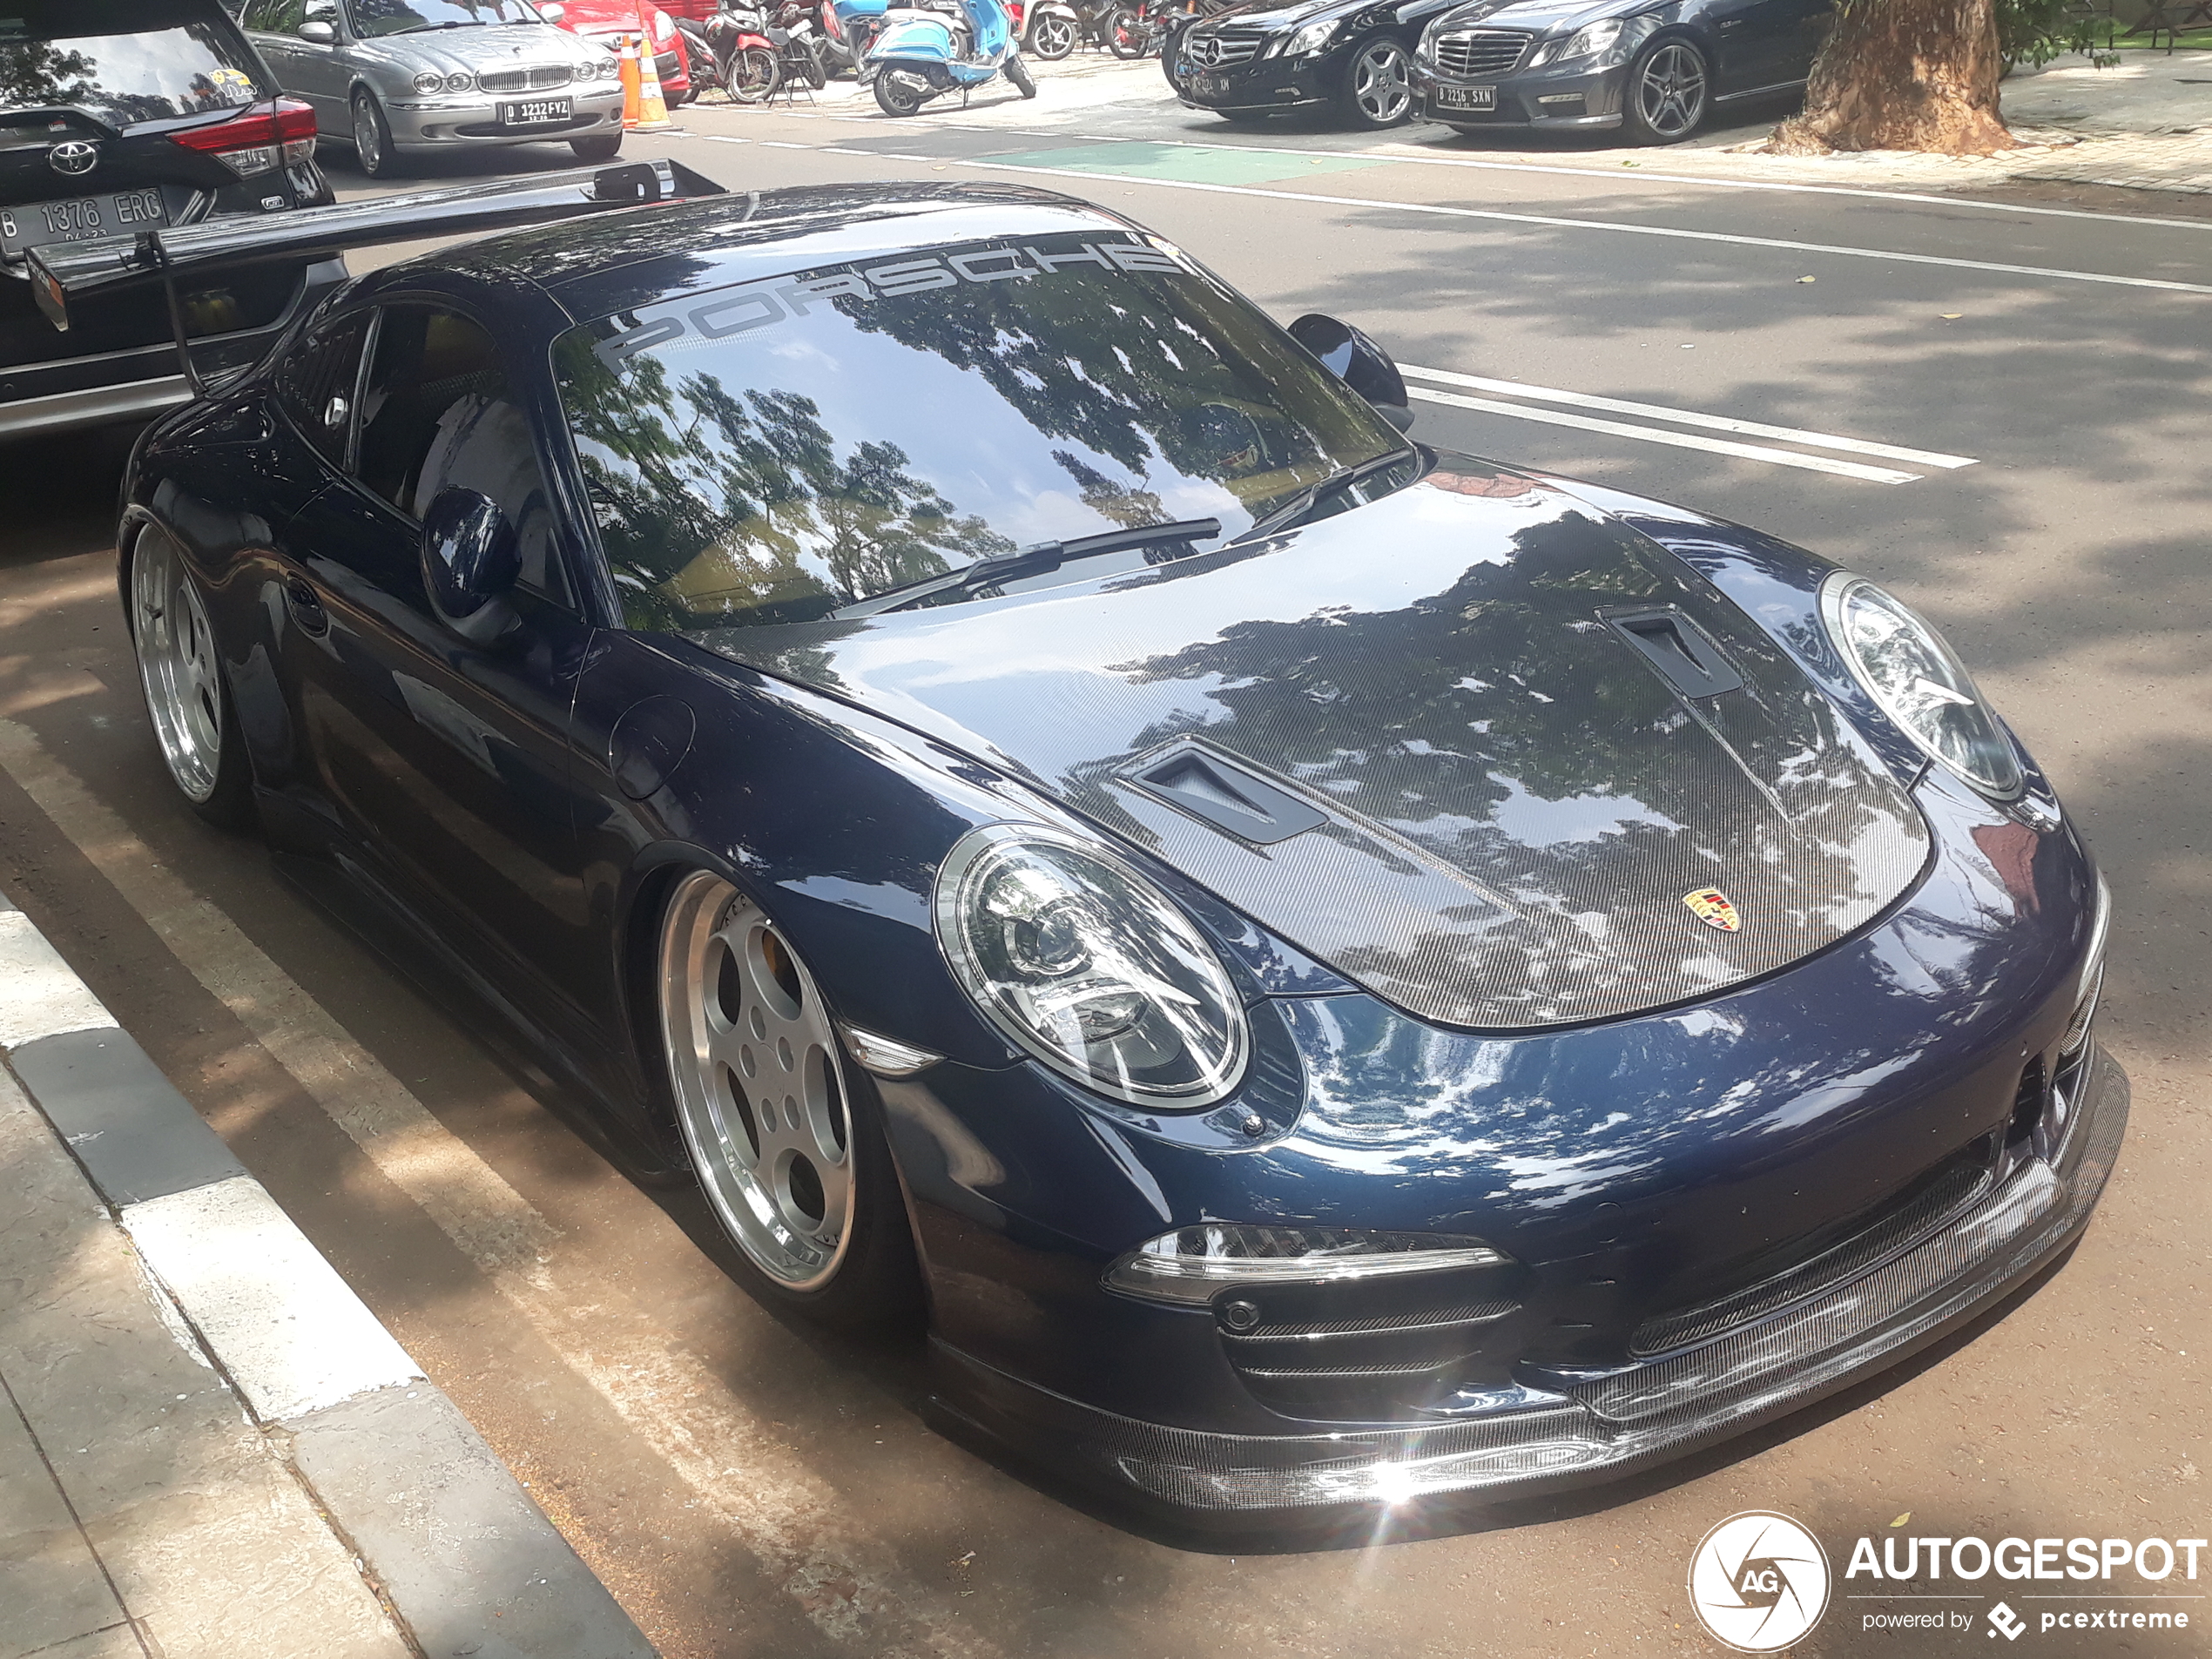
[1603,607,1744,699]
[1122,741,1326,847]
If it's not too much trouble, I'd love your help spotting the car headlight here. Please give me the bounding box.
[444,70,475,92]
[934,824,1249,1109]
[1107,1225,1512,1306]
[1819,572,2023,799]
[1527,16,1629,67]
[412,71,444,93]
[1270,17,1339,57]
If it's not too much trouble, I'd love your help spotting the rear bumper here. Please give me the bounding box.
[930,1044,2128,1527]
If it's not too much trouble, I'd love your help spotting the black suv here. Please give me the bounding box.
[2,0,341,442]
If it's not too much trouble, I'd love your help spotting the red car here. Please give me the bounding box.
[550,0,694,105]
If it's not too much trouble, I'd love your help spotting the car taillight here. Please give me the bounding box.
[167,98,318,179]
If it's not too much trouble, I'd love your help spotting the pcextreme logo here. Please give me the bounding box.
[1688,1511,1832,1652]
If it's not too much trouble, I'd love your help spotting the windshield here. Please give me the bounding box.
[0,3,261,125]
[554,229,1406,632]
[345,0,543,37]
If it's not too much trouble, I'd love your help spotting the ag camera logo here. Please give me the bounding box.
[1689,1511,1832,1652]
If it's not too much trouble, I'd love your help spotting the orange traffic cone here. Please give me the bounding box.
[631,19,674,130]
[618,34,643,128]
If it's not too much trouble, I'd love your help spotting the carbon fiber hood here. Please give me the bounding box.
[705,459,1932,1030]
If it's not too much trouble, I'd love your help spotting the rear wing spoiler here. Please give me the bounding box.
[28,158,725,387]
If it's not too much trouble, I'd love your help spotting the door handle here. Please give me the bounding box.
[284,573,329,637]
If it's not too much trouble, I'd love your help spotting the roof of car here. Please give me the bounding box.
[414,180,1143,320]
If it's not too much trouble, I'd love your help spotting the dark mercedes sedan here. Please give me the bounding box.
[1165,0,1464,129]
[1412,0,1832,142]
[52,166,2124,1529]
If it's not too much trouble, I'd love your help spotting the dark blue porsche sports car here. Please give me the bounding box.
[43,161,2121,1526]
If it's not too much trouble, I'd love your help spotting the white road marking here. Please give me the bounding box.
[1400,364,1979,469]
[933,157,2212,295]
[1406,385,1923,482]
[700,132,751,143]
[670,114,2212,233]
[0,906,117,1046]
[759,139,812,148]
[0,715,1001,1659]
[122,1175,423,1422]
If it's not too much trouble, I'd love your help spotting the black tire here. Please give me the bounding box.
[1030,11,1076,57]
[570,132,624,162]
[727,43,780,102]
[1337,34,1413,129]
[797,39,829,88]
[654,871,924,1335]
[125,527,256,832]
[1005,51,1037,97]
[349,88,400,179]
[1107,5,1149,57]
[873,71,929,114]
[1621,34,1710,144]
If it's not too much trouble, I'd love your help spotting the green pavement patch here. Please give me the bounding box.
[973,141,1387,185]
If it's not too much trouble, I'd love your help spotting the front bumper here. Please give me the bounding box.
[1167,49,1339,115]
[932,1043,2128,1525]
[385,88,627,149]
[1410,57,1628,129]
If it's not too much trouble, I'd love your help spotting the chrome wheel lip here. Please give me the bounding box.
[132,533,224,805]
[1636,42,1706,137]
[1352,40,1411,124]
[660,871,857,1292]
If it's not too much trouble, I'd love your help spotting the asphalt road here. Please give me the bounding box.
[1,80,2208,1659]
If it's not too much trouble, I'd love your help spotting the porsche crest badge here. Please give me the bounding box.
[1683,887,1741,933]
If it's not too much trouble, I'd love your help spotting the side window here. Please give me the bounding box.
[275,312,368,466]
[354,306,572,608]
[240,0,279,30]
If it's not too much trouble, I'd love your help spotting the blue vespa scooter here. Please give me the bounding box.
[863,0,1036,116]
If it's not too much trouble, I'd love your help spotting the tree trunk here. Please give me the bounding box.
[1770,0,2016,157]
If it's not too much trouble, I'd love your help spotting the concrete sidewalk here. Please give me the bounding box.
[0,892,657,1659]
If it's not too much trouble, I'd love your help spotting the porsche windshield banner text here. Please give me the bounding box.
[591,233,1190,368]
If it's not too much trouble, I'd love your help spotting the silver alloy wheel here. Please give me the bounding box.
[1635,42,1707,138]
[352,95,384,172]
[131,532,225,804]
[1351,39,1411,124]
[660,872,856,1291]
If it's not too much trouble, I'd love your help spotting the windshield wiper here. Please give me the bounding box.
[390,20,487,31]
[835,517,1224,619]
[1236,443,1418,543]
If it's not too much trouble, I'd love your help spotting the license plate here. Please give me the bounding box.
[0,187,167,256]
[1187,72,1231,97]
[1433,84,1494,110]
[499,98,573,126]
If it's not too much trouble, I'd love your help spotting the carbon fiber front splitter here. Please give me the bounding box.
[929,1047,2128,1527]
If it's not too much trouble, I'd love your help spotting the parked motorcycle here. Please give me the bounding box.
[830,0,891,70]
[768,0,833,88]
[672,14,723,88]
[705,3,783,100]
[863,0,1036,115]
[1006,0,1078,59]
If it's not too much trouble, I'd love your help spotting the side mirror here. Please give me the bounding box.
[539,1,566,19]
[298,18,337,42]
[422,487,522,644]
[1288,313,1413,434]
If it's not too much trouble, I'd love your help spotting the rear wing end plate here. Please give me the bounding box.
[27,158,725,336]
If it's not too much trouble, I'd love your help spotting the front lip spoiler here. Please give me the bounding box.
[928,1046,2128,1526]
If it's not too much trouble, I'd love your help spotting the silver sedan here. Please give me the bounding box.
[238,0,628,178]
